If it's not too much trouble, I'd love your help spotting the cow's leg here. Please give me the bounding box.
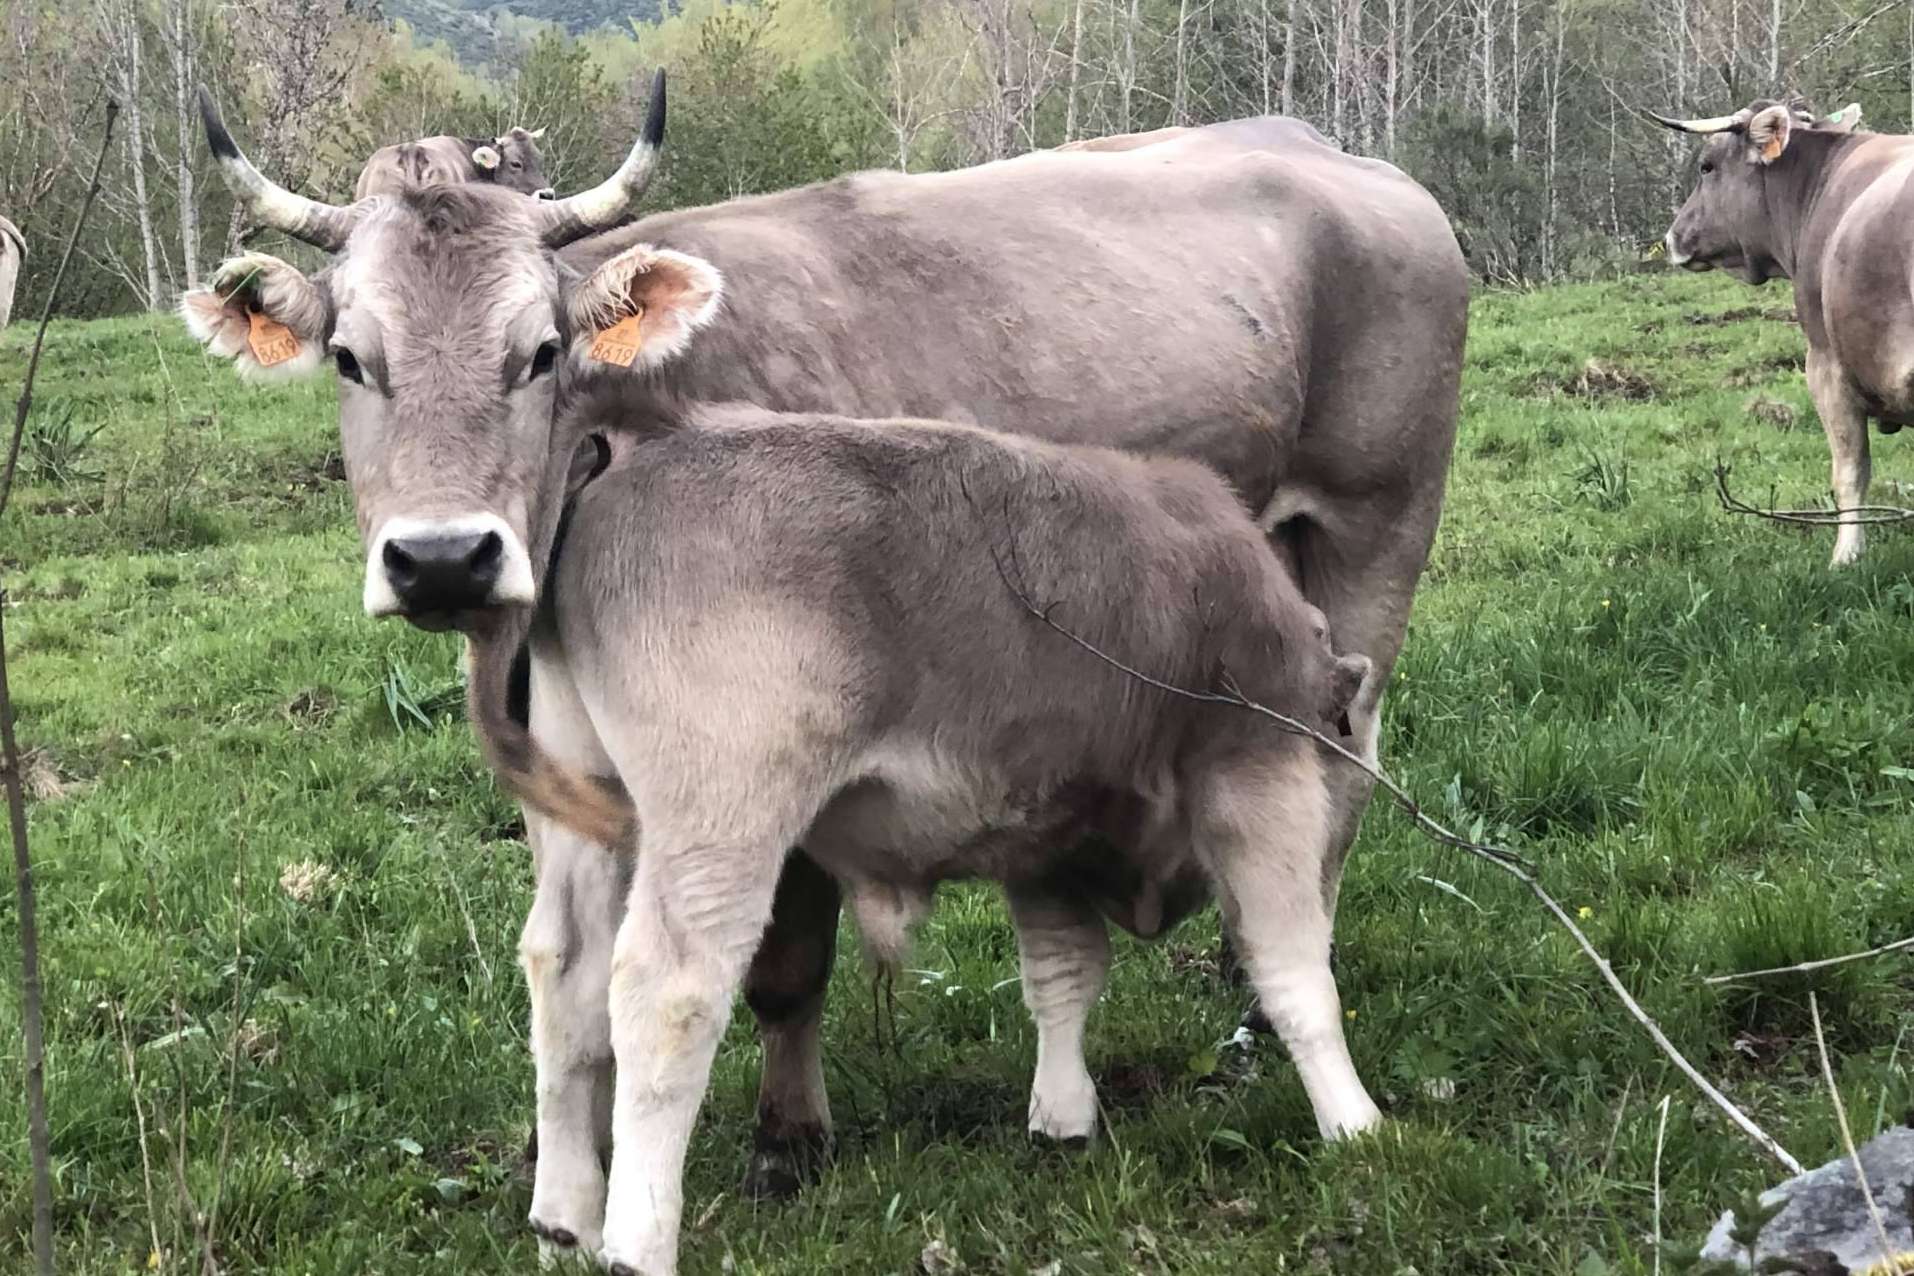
[740,851,840,1201]
[600,824,793,1276]
[1006,885,1110,1144]
[519,650,626,1264]
[1807,346,1872,566]
[1196,745,1381,1140]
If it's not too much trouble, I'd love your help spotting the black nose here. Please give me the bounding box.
[382,531,503,615]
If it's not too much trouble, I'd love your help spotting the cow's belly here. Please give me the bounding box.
[802,744,1207,950]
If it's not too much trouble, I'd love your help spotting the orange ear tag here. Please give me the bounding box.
[588,311,645,368]
[247,308,302,368]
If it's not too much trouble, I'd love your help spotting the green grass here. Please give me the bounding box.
[3,273,1912,1274]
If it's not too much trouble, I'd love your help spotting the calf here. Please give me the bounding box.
[354,127,554,201]
[449,250,1382,1276]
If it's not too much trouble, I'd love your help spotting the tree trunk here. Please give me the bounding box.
[169,0,200,289]
[1508,0,1521,160]
[121,13,163,308]
[1384,0,1398,157]
[1172,0,1190,123]
[1064,0,1085,140]
[1281,0,1296,115]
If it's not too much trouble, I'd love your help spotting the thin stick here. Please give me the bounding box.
[4,99,118,1276]
[111,1002,166,1272]
[1652,1094,1671,1276]
[1704,935,1914,985]
[985,530,1804,1175]
[1809,993,1904,1275]
[1715,462,1914,529]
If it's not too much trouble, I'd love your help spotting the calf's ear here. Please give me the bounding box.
[1329,652,1374,722]
[570,244,723,373]
[1746,104,1794,164]
[177,253,329,383]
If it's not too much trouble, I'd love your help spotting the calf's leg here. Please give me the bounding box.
[1807,346,1872,566]
[600,828,791,1276]
[741,851,841,1200]
[1006,886,1110,1144]
[1196,746,1380,1140]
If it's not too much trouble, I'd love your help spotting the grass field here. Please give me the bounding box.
[2,269,1912,1274]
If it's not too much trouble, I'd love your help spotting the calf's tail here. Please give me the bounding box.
[464,613,637,849]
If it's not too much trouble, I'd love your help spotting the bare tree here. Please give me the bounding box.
[96,0,164,307]
[163,0,202,289]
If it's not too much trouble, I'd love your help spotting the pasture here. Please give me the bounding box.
[2,269,1911,1273]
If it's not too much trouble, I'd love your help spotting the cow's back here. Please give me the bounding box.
[565,118,1466,519]
[1800,135,1914,412]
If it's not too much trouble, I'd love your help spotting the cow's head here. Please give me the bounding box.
[179,74,713,634]
[1649,99,1863,284]
[474,126,554,200]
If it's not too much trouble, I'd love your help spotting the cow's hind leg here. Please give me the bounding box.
[1007,885,1110,1145]
[741,851,840,1200]
[1807,346,1872,566]
[1195,745,1380,1140]
[519,650,626,1264]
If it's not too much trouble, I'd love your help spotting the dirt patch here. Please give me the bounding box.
[1745,394,1800,430]
[1724,350,1807,388]
[19,746,88,802]
[1685,305,1798,326]
[28,496,105,517]
[1564,358,1657,401]
[282,688,340,729]
[1097,1061,1175,1110]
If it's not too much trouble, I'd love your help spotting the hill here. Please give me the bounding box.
[382,0,666,65]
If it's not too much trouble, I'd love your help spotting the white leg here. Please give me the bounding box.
[1198,746,1381,1141]
[1808,347,1872,567]
[520,646,626,1265]
[599,833,787,1276]
[522,815,621,1265]
[1007,887,1109,1143]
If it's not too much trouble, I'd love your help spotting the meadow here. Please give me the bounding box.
[1,269,1911,1274]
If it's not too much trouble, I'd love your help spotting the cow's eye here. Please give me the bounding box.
[529,341,559,381]
[334,347,364,385]
[1700,160,1715,176]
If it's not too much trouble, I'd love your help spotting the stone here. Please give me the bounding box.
[1701,1126,1914,1271]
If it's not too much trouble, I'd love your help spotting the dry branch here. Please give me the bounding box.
[1704,935,1914,985]
[1809,993,1905,1276]
[1715,461,1914,529]
[5,96,119,1276]
[984,510,1804,1175]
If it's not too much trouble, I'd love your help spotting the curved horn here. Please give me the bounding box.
[537,70,666,249]
[197,86,356,252]
[1643,108,1751,135]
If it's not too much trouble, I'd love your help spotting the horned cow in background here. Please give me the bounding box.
[1650,99,1910,566]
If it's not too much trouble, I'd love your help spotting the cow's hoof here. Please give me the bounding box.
[608,1265,639,1276]
[742,1127,833,1202]
[1240,1004,1275,1035]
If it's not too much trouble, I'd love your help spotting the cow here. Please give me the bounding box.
[0,215,23,329]
[1649,98,1904,566]
[450,374,1383,1273]
[178,74,1466,1261]
[353,126,554,201]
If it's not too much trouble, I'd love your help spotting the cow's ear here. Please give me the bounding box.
[1821,102,1863,133]
[571,244,723,373]
[177,253,329,383]
[1746,104,1794,164]
[472,144,501,172]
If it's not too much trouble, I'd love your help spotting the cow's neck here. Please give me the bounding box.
[1760,132,1862,281]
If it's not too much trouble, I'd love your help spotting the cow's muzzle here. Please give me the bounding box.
[364,513,535,628]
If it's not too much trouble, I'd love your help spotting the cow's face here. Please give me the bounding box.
[1658,101,1862,285]
[493,128,555,200]
[180,80,673,632]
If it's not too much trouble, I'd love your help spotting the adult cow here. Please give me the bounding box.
[354,126,554,201]
[0,215,23,329]
[1649,98,1905,566]
[180,75,1466,1258]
